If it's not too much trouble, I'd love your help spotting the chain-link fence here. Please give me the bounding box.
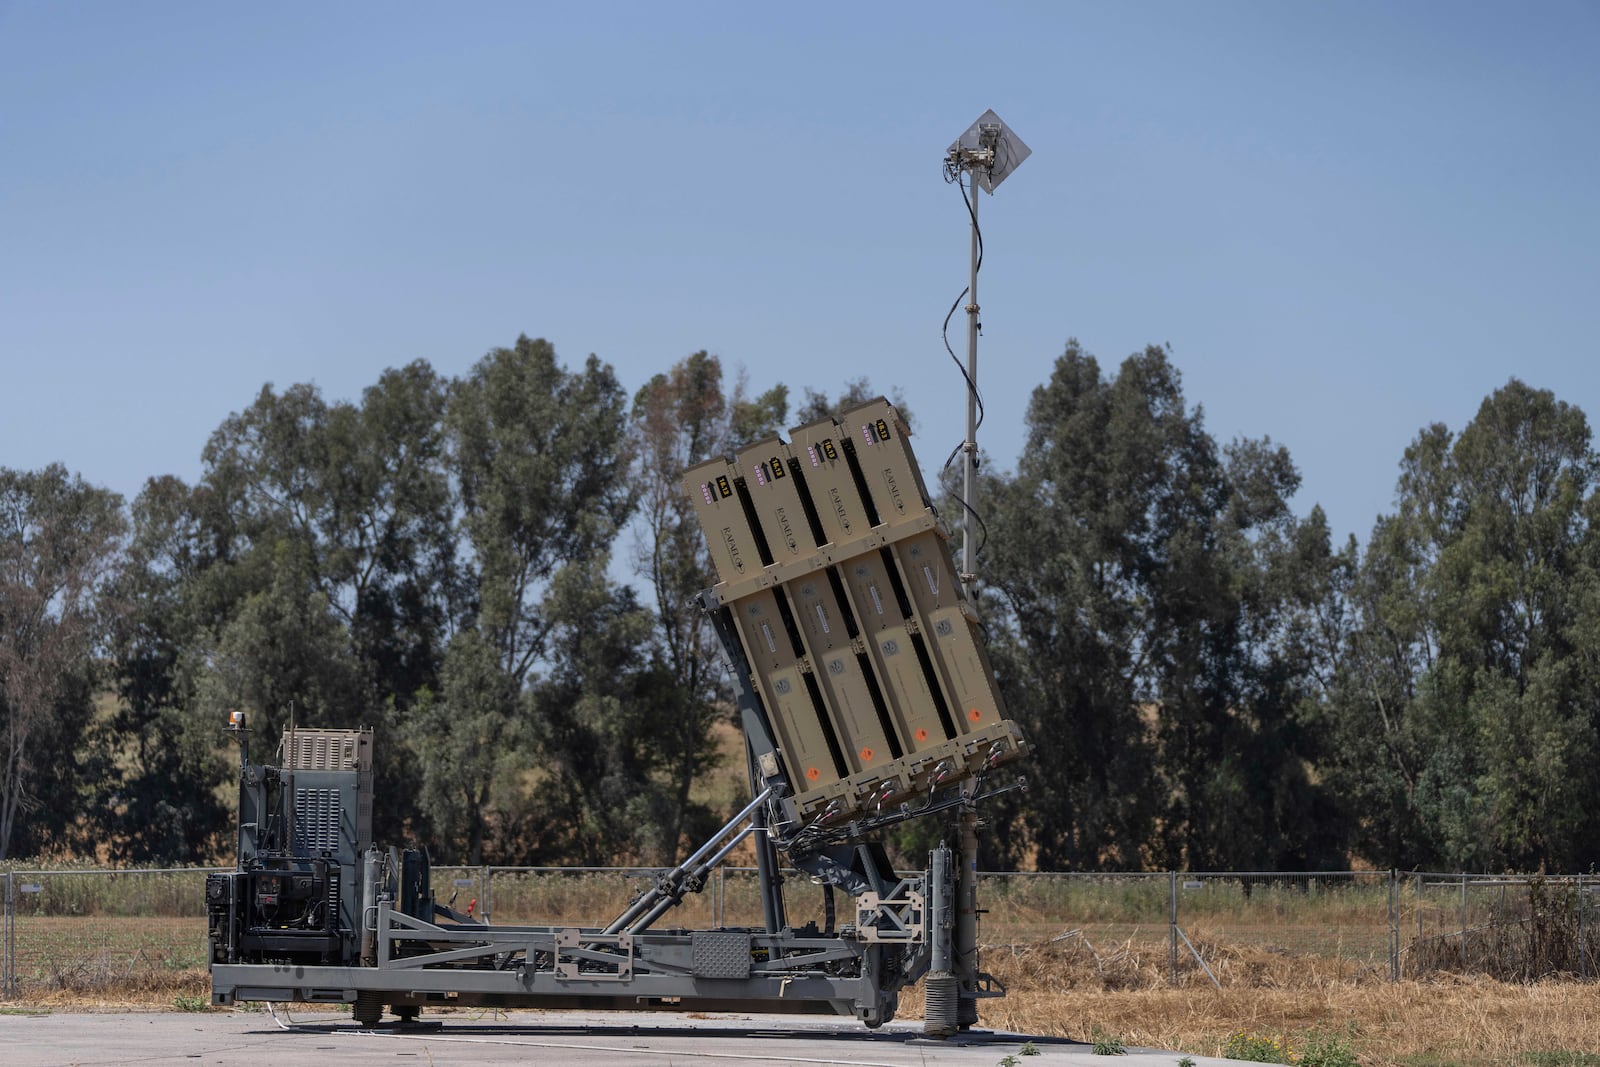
[1405,873,1598,980]
[4,866,1596,1000]
[1,867,216,998]
[1178,872,1393,956]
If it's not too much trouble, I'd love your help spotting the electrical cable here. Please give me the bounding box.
[940,168,991,561]
[949,493,991,566]
[940,173,985,451]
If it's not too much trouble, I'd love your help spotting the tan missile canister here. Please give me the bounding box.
[685,398,1024,819]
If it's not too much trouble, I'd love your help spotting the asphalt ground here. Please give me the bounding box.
[0,1008,1262,1066]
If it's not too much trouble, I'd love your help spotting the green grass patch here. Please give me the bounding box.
[1222,1030,1295,1063]
[1299,1026,1361,1067]
[1090,1027,1126,1055]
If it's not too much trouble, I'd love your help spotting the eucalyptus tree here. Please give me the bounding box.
[979,342,1338,871]
[118,361,459,848]
[1323,379,1600,869]
[0,465,125,860]
[629,351,787,860]
[520,557,680,865]
[197,361,456,720]
[102,474,232,862]
[446,337,633,683]
[416,336,641,863]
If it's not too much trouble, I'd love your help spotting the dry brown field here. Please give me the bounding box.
[6,865,1598,1066]
[974,934,1600,1066]
[7,919,1600,1066]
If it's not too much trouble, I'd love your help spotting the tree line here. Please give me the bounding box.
[3,335,1598,873]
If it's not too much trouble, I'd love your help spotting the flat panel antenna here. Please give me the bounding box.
[943,109,1028,597]
[947,109,1031,193]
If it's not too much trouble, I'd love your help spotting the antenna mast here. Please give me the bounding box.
[944,110,1029,598]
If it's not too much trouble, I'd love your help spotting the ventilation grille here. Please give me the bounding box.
[293,787,342,854]
[280,728,372,773]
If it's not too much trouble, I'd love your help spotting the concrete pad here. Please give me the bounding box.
[0,1009,1253,1066]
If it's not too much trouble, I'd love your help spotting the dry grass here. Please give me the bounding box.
[17,968,211,1012]
[966,933,1600,1066]
[7,916,208,994]
[11,950,1600,1066]
[8,911,1599,1064]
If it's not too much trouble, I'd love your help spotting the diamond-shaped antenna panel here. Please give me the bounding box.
[947,109,1030,193]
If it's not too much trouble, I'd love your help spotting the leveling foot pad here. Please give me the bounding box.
[908,1028,1012,1047]
[265,1003,449,1032]
[348,1017,443,1032]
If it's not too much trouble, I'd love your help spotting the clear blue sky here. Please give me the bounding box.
[3,1,1597,546]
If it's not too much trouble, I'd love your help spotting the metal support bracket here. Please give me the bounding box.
[853,880,927,943]
[555,930,634,981]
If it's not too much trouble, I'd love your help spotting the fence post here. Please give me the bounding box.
[1415,872,1423,979]
[481,866,492,924]
[1385,869,1395,980]
[2,870,12,998]
[1578,873,1587,981]
[1168,870,1178,986]
[1460,874,1468,969]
